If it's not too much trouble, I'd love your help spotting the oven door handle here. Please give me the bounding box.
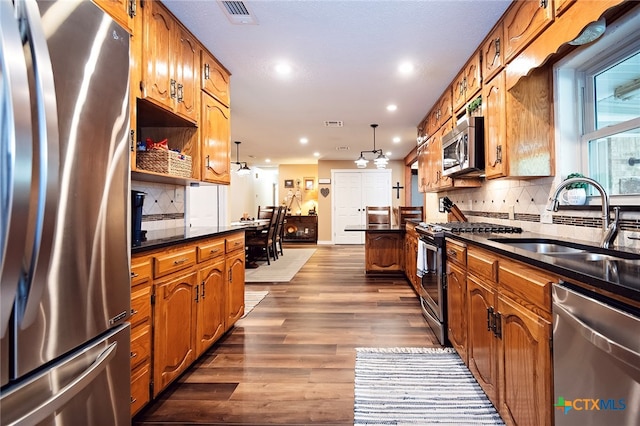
[418,239,438,253]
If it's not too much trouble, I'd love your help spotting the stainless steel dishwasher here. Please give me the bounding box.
[552,282,640,426]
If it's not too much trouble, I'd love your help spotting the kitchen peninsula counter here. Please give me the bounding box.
[345,224,405,274]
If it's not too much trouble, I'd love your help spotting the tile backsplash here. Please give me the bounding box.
[444,176,640,251]
[131,180,185,231]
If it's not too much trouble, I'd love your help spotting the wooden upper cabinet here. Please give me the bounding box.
[201,50,231,107]
[141,1,198,123]
[93,0,135,33]
[452,51,482,114]
[201,93,231,184]
[482,71,507,180]
[428,89,452,136]
[174,26,199,122]
[481,22,504,84]
[432,120,454,192]
[503,0,554,63]
[554,0,576,16]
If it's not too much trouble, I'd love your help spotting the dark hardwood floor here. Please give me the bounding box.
[134,244,439,425]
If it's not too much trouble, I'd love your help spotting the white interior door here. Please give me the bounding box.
[332,170,392,244]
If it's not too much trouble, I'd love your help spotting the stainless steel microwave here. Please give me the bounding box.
[442,117,484,177]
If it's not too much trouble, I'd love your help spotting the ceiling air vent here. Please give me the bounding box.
[335,146,350,151]
[324,121,343,128]
[219,1,258,25]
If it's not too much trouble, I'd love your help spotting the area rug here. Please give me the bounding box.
[354,347,504,425]
[241,291,268,318]
[244,248,316,283]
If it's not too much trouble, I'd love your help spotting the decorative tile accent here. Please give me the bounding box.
[132,180,186,231]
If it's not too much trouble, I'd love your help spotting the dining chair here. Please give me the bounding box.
[246,207,279,265]
[398,206,424,225]
[366,206,391,226]
[257,205,276,219]
[273,206,287,257]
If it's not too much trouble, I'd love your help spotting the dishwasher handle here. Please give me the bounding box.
[554,298,640,373]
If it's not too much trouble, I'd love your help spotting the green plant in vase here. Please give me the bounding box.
[562,173,588,205]
[564,172,588,189]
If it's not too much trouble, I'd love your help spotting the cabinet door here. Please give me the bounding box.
[503,0,554,62]
[498,295,552,426]
[174,25,199,122]
[201,50,230,106]
[226,250,245,328]
[365,232,403,273]
[447,261,467,365]
[433,121,453,191]
[196,257,226,357]
[467,274,499,405]
[451,70,467,114]
[482,71,507,179]
[93,0,133,33]
[463,52,482,103]
[153,270,197,396]
[201,93,231,184]
[142,1,173,109]
[417,142,428,193]
[482,23,504,83]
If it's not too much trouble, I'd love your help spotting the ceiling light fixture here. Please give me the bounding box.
[233,141,251,176]
[355,124,388,169]
[386,104,397,112]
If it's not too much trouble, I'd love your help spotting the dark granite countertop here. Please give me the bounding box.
[344,224,405,232]
[445,231,640,303]
[131,225,249,254]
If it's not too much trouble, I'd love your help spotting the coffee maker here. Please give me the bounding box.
[131,190,146,246]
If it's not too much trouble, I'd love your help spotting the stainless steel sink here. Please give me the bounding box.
[488,238,640,262]
[500,242,586,254]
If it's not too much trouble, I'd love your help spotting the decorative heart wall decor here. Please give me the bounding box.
[320,188,330,197]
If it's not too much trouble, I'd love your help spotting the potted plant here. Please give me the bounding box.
[562,173,587,205]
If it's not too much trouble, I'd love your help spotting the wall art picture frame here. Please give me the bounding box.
[284,179,294,188]
[304,177,314,191]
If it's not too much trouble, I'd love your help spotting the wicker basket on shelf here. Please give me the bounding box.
[136,150,192,178]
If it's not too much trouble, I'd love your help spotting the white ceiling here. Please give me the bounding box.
[163,0,512,168]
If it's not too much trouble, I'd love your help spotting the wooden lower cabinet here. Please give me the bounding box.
[153,270,198,396]
[196,256,226,356]
[404,224,419,294]
[498,294,552,426]
[365,232,404,273]
[467,274,499,405]
[131,231,245,414]
[226,249,245,326]
[464,244,553,426]
[446,261,467,364]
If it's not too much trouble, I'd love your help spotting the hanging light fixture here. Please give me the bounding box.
[233,141,251,176]
[354,124,388,169]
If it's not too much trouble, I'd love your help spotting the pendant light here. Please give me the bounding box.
[354,124,388,169]
[233,141,251,176]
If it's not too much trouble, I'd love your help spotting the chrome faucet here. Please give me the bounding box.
[547,177,620,249]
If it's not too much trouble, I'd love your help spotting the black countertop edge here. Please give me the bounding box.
[445,231,640,304]
[131,225,246,253]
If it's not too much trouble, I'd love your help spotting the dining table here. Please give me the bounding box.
[230,219,271,268]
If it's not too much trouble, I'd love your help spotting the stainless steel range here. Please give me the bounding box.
[415,222,522,345]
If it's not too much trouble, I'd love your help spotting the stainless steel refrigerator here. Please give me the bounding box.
[1,0,131,423]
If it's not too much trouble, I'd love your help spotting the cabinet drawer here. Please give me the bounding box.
[225,234,245,253]
[131,256,152,287]
[498,259,553,315]
[197,239,225,263]
[153,247,196,278]
[130,362,151,417]
[130,324,151,371]
[468,247,498,282]
[131,285,151,328]
[445,239,467,267]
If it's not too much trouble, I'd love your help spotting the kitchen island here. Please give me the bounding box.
[345,224,405,274]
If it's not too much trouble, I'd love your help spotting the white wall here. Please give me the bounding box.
[227,167,278,222]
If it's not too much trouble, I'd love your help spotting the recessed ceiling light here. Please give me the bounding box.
[275,62,292,75]
[300,137,308,144]
[313,152,320,157]
[386,104,397,112]
[386,151,392,157]
[265,158,271,163]
[393,137,401,143]
[398,62,414,75]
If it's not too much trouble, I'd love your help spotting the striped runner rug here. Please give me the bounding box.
[354,347,504,425]
[241,290,268,318]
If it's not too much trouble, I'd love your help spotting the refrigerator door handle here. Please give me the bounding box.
[16,0,60,329]
[7,342,117,426]
[554,298,640,372]
[0,0,33,338]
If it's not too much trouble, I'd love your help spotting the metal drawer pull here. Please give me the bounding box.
[131,272,139,278]
[130,351,137,358]
[173,258,189,265]
[131,309,138,315]
[446,249,457,258]
[131,397,137,404]
[210,249,220,254]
